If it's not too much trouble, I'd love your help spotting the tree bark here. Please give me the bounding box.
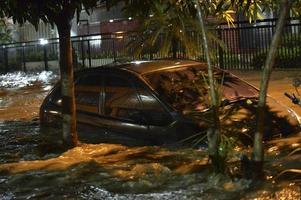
[56,20,78,147]
[252,0,291,178]
[195,1,222,172]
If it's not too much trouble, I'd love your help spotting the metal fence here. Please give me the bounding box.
[0,18,300,73]
[0,33,132,73]
[218,18,301,70]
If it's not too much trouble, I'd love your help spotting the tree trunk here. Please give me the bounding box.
[195,1,222,172]
[56,20,78,147]
[252,0,291,178]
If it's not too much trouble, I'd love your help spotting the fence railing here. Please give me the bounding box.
[0,32,134,73]
[0,18,300,73]
[218,18,301,70]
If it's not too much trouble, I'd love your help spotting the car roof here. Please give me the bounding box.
[122,60,206,75]
[77,60,207,76]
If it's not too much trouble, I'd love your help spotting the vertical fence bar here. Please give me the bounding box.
[286,23,291,67]
[237,25,243,70]
[228,28,233,69]
[285,23,289,68]
[217,28,224,69]
[0,48,2,72]
[87,40,92,68]
[261,26,266,70]
[223,30,228,69]
[22,45,27,72]
[288,24,291,68]
[243,27,247,70]
[43,45,49,71]
[4,47,8,73]
[255,27,266,70]
[264,23,270,69]
[80,38,86,68]
[234,27,239,70]
[112,37,116,62]
[72,44,78,70]
[281,25,285,68]
[243,26,247,70]
[232,28,237,69]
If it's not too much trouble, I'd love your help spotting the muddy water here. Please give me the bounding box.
[0,71,300,199]
[0,71,56,121]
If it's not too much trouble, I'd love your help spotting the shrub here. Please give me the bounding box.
[251,47,301,69]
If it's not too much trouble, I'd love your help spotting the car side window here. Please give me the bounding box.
[104,74,143,123]
[75,74,102,114]
[136,82,173,126]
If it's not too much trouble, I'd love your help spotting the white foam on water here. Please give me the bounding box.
[0,71,57,88]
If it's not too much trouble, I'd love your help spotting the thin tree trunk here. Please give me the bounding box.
[57,20,78,147]
[252,0,291,178]
[195,1,222,172]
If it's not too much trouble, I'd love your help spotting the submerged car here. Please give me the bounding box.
[40,60,301,145]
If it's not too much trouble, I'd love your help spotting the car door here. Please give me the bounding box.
[134,81,181,143]
[100,72,152,144]
[74,72,110,143]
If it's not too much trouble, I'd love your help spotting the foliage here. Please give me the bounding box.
[123,0,234,58]
[252,47,301,69]
[231,0,301,22]
[281,33,301,47]
[0,18,13,43]
[0,1,99,28]
[26,51,58,62]
[274,147,301,180]
[120,0,301,59]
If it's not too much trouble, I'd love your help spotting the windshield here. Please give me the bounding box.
[143,65,258,112]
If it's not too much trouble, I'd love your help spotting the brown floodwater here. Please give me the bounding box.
[0,71,300,199]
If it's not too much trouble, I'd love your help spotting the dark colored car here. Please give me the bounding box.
[40,60,301,145]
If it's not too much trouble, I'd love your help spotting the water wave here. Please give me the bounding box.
[0,71,57,88]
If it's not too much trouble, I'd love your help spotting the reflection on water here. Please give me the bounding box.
[0,72,300,199]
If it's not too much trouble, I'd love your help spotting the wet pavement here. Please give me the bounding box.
[0,71,300,199]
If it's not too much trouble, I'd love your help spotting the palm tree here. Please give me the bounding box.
[124,0,223,59]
